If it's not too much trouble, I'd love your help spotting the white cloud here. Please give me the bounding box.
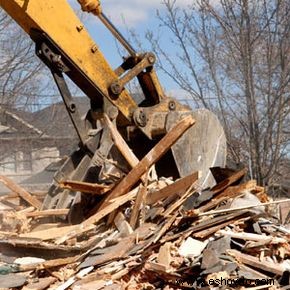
[68,0,221,27]
[101,0,193,27]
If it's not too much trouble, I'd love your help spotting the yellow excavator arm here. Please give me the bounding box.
[0,0,227,214]
[0,0,136,120]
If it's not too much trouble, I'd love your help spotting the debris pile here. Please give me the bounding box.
[0,116,289,290]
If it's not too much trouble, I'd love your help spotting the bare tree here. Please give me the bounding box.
[145,0,290,185]
[0,9,57,111]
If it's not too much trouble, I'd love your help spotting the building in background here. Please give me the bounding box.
[0,97,90,190]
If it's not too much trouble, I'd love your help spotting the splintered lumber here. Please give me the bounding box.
[0,175,41,209]
[79,235,136,268]
[130,179,148,229]
[115,211,133,236]
[195,180,257,214]
[59,180,112,195]
[22,277,57,290]
[98,115,195,210]
[104,114,140,168]
[217,230,287,244]
[193,216,251,239]
[81,187,139,228]
[20,256,79,271]
[227,249,285,276]
[19,224,79,240]
[211,167,247,195]
[54,188,140,244]
[163,211,246,244]
[146,171,199,206]
[153,211,179,244]
[197,198,290,217]
[104,113,148,184]
[162,180,198,218]
[157,243,172,270]
[25,209,69,218]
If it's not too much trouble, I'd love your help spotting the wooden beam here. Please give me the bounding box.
[193,180,257,215]
[59,180,112,195]
[104,114,151,184]
[20,224,79,240]
[217,229,287,244]
[146,171,199,205]
[81,187,139,228]
[153,211,179,244]
[25,209,69,218]
[227,249,285,276]
[98,115,195,211]
[103,114,140,168]
[197,198,290,217]
[129,185,147,229]
[211,168,247,196]
[20,256,79,271]
[130,173,148,229]
[163,180,198,218]
[0,175,41,209]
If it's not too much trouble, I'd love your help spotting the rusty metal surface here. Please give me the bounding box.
[133,98,190,139]
[166,109,227,190]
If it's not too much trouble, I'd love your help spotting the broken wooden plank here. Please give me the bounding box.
[22,277,57,290]
[163,180,198,218]
[104,114,149,185]
[194,180,257,215]
[81,186,139,228]
[162,211,247,244]
[59,180,113,195]
[217,229,287,244]
[211,167,247,196]
[0,175,41,209]
[130,183,147,229]
[153,211,179,244]
[193,216,251,239]
[104,114,140,168]
[114,211,133,236]
[79,235,136,268]
[19,224,79,240]
[19,256,79,272]
[227,249,285,276]
[197,198,290,217]
[98,115,195,211]
[25,208,69,218]
[157,242,172,270]
[146,171,199,206]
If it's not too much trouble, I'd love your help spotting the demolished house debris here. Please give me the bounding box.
[0,116,289,290]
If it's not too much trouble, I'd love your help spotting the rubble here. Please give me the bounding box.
[0,117,289,290]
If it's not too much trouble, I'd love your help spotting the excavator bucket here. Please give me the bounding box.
[41,107,226,216]
[167,108,227,189]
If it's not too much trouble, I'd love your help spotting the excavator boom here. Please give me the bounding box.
[0,0,137,120]
[0,0,227,215]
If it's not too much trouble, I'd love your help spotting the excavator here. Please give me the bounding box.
[0,0,226,220]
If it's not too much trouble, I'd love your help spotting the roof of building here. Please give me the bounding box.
[31,97,90,137]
